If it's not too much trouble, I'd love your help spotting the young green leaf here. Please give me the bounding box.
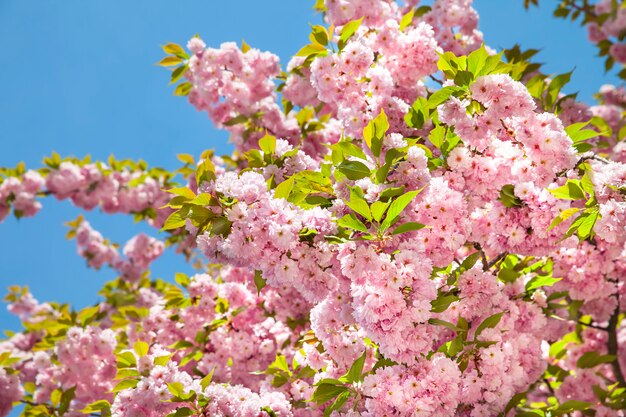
[336,160,371,180]
[310,383,349,405]
[548,180,586,200]
[341,350,366,383]
[576,351,616,369]
[259,133,277,155]
[338,18,363,50]
[362,109,389,158]
[380,189,422,231]
[274,177,294,200]
[499,184,522,208]
[345,189,372,221]
[474,312,504,338]
[133,341,149,357]
[338,213,368,233]
[392,222,426,235]
[254,270,267,294]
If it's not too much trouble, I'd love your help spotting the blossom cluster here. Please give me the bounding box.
[0,170,44,223]
[0,158,174,231]
[72,219,165,281]
[587,0,626,64]
[1,1,626,417]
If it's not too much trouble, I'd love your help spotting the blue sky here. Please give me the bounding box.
[0,0,620,342]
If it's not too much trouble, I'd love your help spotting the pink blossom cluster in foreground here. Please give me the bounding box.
[1,1,626,417]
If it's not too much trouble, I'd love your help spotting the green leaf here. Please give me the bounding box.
[338,18,363,50]
[295,43,327,57]
[310,383,348,404]
[168,340,194,350]
[454,70,473,87]
[338,213,368,233]
[254,270,266,294]
[259,132,277,155]
[430,293,459,313]
[525,275,561,292]
[546,71,573,110]
[345,189,371,221]
[323,391,351,417]
[334,140,367,160]
[168,408,194,417]
[274,177,294,199]
[554,400,593,413]
[200,367,215,390]
[174,82,192,97]
[362,109,389,158]
[175,272,191,288]
[428,86,464,109]
[112,379,139,392]
[59,386,76,415]
[271,354,291,374]
[444,335,465,357]
[342,351,366,383]
[336,160,371,180]
[158,56,183,67]
[310,25,329,46]
[392,222,426,235]
[170,64,188,84]
[177,153,195,165]
[379,186,405,201]
[565,122,605,143]
[210,217,232,237]
[167,382,185,397]
[116,351,137,368]
[381,189,421,231]
[167,187,196,199]
[499,184,522,208]
[153,355,172,366]
[241,39,251,53]
[224,114,248,126]
[428,125,446,149]
[77,305,101,326]
[526,75,546,100]
[399,8,415,31]
[81,400,111,415]
[467,45,489,76]
[370,201,390,222]
[474,312,504,338]
[548,207,581,231]
[580,171,594,196]
[576,351,616,369]
[437,51,462,79]
[162,43,187,57]
[261,406,278,417]
[133,341,149,357]
[428,318,465,333]
[576,209,599,240]
[405,97,428,129]
[549,180,585,200]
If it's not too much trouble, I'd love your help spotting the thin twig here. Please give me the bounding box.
[607,291,626,387]
[484,252,508,271]
[429,74,443,85]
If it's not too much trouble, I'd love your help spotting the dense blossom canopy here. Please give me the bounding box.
[1,1,626,416]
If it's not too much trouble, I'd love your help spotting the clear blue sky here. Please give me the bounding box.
[0,0,619,341]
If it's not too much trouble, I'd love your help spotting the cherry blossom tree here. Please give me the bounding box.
[1,1,626,416]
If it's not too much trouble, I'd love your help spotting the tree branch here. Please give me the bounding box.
[607,294,626,387]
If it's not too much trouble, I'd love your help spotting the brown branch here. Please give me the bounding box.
[472,242,488,268]
[556,152,610,177]
[607,293,626,387]
[484,252,508,271]
[429,74,443,85]
[577,320,609,331]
